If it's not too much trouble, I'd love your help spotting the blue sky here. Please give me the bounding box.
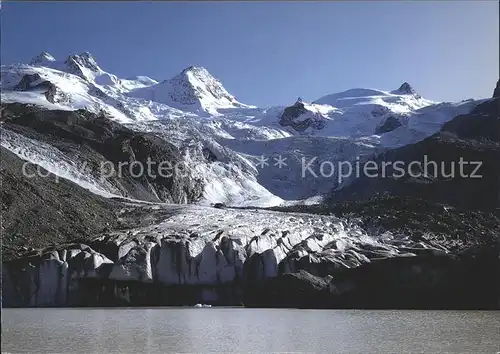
[2,1,498,106]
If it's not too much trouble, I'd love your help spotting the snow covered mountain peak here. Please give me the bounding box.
[26,51,104,83]
[180,65,210,76]
[279,98,328,132]
[391,82,418,96]
[172,64,236,102]
[312,83,431,114]
[129,65,253,114]
[29,51,56,66]
[493,79,500,98]
[65,52,102,77]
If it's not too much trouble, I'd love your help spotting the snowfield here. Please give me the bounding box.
[0,51,481,206]
[99,202,444,286]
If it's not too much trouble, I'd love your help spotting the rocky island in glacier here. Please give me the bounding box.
[1,52,499,309]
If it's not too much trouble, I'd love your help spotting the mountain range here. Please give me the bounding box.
[1,51,498,309]
[1,51,481,205]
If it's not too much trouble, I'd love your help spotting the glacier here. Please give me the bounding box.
[1,202,448,307]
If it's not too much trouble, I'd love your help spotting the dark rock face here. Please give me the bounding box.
[371,106,390,117]
[202,147,218,162]
[375,115,403,134]
[261,195,500,309]
[442,98,500,142]
[279,99,326,132]
[243,246,500,309]
[243,270,332,308]
[14,74,67,104]
[44,84,59,103]
[1,103,204,204]
[64,52,101,80]
[29,51,56,66]
[493,79,500,98]
[397,82,415,94]
[331,244,499,309]
[15,73,43,91]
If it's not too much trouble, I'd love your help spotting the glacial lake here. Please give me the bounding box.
[2,308,499,353]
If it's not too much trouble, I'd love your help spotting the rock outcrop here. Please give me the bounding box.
[375,115,403,134]
[279,99,326,132]
[391,82,420,98]
[244,246,500,309]
[14,74,66,104]
[29,51,56,66]
[64,52,102,80]
[493,79,500,98]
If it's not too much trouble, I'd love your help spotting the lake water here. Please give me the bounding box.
[2,308,499,353]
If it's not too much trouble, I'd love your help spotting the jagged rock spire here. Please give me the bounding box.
[390,82,421,98]
[65,52,101,72]
[396,82,416,95]
[30,51,56,65]
[493,79,500,98]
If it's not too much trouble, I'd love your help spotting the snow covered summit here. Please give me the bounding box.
[391,82,419,96]
[312,85,429,111]
[128,65,254,115]
[64,52,103,79]
[28,51,104,81]
[29,51,56,66]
